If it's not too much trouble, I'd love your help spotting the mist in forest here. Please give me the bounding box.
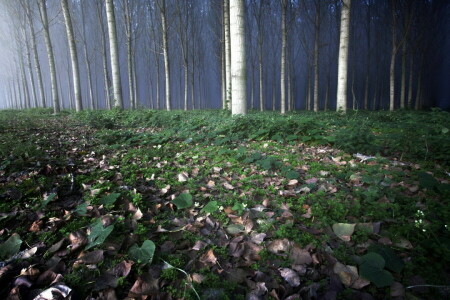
[0,0,448,111]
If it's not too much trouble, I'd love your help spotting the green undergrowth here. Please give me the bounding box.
[0,108,449,299]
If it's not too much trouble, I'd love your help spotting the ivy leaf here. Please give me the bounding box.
[128,240,156,265]
[201,201,219,214]
[73,203,88,216]
[86,220,114,250]
[359,252,394,287]
[40,193,57,209]
[0,233,22,260]
[368,245,404,273]
[419,172,439,189]
[98,193,121,206]
[172,193,193,209]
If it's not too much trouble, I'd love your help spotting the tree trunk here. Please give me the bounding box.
[221,19,226,109]
[23,27,37,107]
[336,0,351,112]
[38,0,59,114]
[313,2,320,112]
[160,0,171,111]
[407,54,414,108]
[96,1,112,109]
[105,0,123,109]
[224,0,232,109]
[81,2,94,109]
[230,0,247,115]
[400,41,406,109]
[258,48,264,111]
[61,0,82,112]
[123,0,135,109]
[27,9,46,108]
[280,0,287,114]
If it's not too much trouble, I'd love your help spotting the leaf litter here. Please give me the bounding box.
[0,114,449,299]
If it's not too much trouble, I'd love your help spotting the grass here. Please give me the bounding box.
[0,108,449,299]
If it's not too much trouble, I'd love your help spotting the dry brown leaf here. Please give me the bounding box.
[75,250,104,265]
[267,239,290,254]
[199,249,218,266]
[223,182,234,190]
[278,268,301,287]
[69,230,87,251]
[129,273,159,296]
[289,245,312,265]
[206,180,216,188]
[390,281,405,297]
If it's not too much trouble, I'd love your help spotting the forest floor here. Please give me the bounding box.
[0,108,449,300]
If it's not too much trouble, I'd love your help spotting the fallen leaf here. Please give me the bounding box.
[178,172,189,182]
[199,249,217,266]
[279,268,301,287]
[267,239,290,254]
[390,281,405,297]
[289,245,312,265]
[223,182,234,190]
[332,223,356,242]
[129,273,159,296]
[76,250,104,265]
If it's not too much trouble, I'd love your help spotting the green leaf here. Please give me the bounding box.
[202,201,219,214]
[419,172,439,189]
[98,193,121,206]
[286,134,298,141]
[232,202,246,214]
[0,233,22,260]
[173,193,193,209]
[129,240,156,265]
[73,203,88,216]
[226,224,245,235]
[40,193,57,209]
[332,223,356,241]
[368,245,404,273]
[86,220,114,250]
[285,170,300,180]
[359,252,394,287]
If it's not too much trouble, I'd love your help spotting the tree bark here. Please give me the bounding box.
[123,0,135,109]
[23,27,37,107]
[61,0,82,112]
[38,0,59,114]
[160,0,171,111]
[105,0,123,109]
[313,1,320,112]
[407,54,414,108]
[224,0,232,109]
[336,0,351,112]
[81,2,94,109]
[400,41,407,109]
[96,0,112,109]
[230,0,247,115]
[280,0,287,114]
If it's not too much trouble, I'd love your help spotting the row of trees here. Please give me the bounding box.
[0,0,447,114]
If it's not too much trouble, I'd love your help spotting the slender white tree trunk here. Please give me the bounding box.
[105,0,123,109]
[336,0,351,113]
[230,0,247,115]
[23,27,37,107]
[27,12,46,108]
[123,0,135,109]
[81,3,94,109]
[61,0,82,112]
[38,0,59,114]
[280,0,287,114]
[313,3,320,112]
[160,0,171,111]
[224,0,232,110]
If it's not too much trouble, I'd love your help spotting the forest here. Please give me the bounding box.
[0,0,449,299]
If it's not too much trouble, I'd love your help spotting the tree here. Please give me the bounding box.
[280,0,287,114]
[105,0,123,109]
[230,0,247,115]
[80,1,95,109]
[159,0,171,111]
[95,0,112,109]
[38,0,60,114]
[61,0,82,112]
[336,0,352,112]
[224,0,232,110]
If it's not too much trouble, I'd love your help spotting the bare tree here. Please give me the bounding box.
[38,0,60,114]
[336,0,352,112]
[61,0,82,111]
[105,0,123,109]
